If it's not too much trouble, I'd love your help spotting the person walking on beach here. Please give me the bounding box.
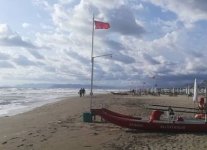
[82,88,86,96]
[78,88,82,97]
[168,106,174,121]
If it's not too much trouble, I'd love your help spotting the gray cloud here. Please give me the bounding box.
[113,52,135,64]
[27,49,45,60]
[0,52,10,60]
[0,24,44,60]
[189,51,204,58]
[142,53,160,65]
[0,35,36,49]
[147,0,207,26]
[0,61,14,68]
[104,40,125,51]
[13,55,37,67]
[65,50,90,65]
[186,0,207,12]
[107,5,145,36]
[156,73,202,87]
[1,1,207,88]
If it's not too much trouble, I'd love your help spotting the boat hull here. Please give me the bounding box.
[91,108,141,120]
[91,108,207,132]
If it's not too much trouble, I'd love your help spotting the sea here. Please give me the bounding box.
[0,87,111,117]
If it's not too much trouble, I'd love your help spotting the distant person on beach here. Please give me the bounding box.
[132,89,135,95]
[82,88,85,96]
[168,106,174,120]
[78,88,82,97]
[78,88,86,97]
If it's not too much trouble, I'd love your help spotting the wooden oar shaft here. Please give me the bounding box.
[146,107,201,114]
[150,104,198,110]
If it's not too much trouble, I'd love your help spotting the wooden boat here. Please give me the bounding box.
[91,108,207,132]
[111,92,129,95]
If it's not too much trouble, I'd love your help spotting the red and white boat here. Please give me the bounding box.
[91,108,207,132]
[91,108,141,120]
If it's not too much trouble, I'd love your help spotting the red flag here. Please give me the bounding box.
[94,21,110,29]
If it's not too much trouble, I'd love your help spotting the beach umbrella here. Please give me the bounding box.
[193,78,197,102]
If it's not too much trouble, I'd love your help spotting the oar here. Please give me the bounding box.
[146,107,202,114]
[149,104,199,110]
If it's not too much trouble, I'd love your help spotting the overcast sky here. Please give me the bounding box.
[0,0,207,88]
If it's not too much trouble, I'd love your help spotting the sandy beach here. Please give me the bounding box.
[1,94,207,150]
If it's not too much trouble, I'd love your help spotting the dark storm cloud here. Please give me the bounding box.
[156,67,173,75]
[107,5,145,36]
[157,74,199,87]
[152,67,207,87]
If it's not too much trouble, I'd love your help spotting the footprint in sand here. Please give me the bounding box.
[84,145,92,148]
[22,139,26,142]
[40,138,47,142]
[17,144,24,147]
[10,137,19,140]
[36,130,41,133]
[2,141,7,145]
[28,132,33,135]
[33,134,39,137]
[2,136,21,145]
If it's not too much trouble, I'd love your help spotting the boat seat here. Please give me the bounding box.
[149,110,164,122]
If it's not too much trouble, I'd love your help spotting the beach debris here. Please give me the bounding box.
[2,141,7,145]
[17,144,24,147]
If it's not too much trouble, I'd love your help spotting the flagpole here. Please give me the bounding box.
[90,14,95,110]
[187,84,189,100]
[193,78,197,115]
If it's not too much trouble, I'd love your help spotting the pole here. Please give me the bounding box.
[205,87,207,123]
[90,14,95,110]
[91,14,95,60]
[187,84,189,100]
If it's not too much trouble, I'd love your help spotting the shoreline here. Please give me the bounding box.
[0,95,80,118]
[1,94,207,149]
[0,87,110,117]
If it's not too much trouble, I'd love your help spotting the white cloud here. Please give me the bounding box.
[0,24,12,37]
[22,23,30,28]
[1,0,207,87]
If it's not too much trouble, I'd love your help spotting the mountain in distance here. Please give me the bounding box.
[15,83,122,89]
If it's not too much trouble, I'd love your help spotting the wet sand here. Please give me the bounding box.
[0,94,207,150]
